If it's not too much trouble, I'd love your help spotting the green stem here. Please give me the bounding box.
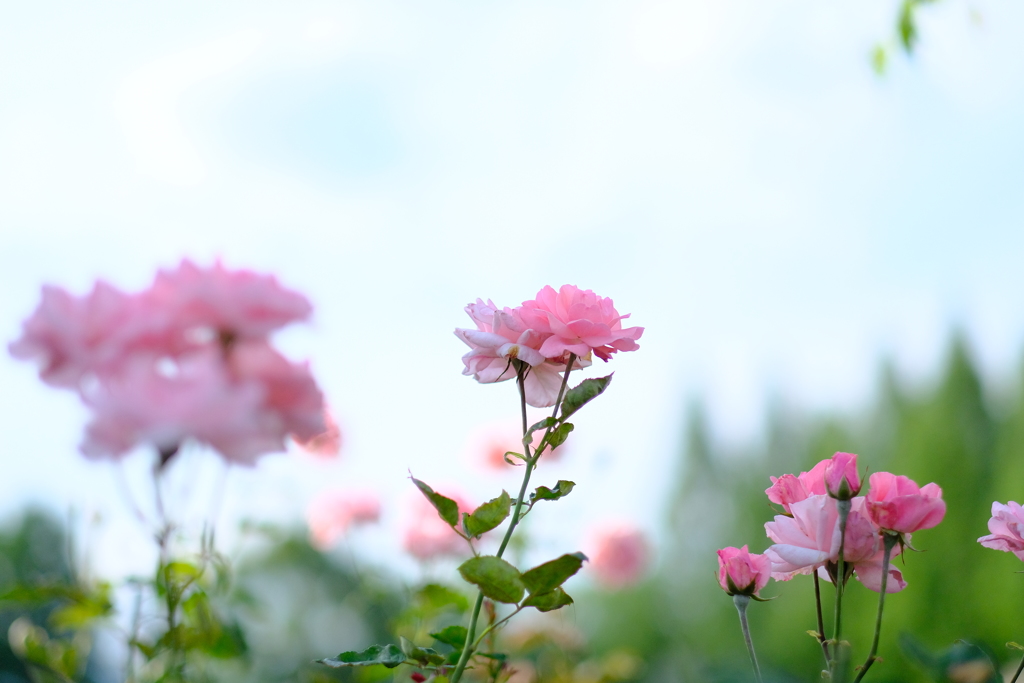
[831,499,852,678]
[733,595,764,683]
[1010,651,1024,683]
[852,532,899,683]
[449,355,576,683]
[814,572,831,665]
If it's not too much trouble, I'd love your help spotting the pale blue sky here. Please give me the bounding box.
[1,0,1022,578]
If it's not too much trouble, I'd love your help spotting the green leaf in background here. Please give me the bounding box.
[530,480,576,504]
[411,477,460,528]
[318,644,407,668]
[430,625,467,649]
[415,584,469,614]
[457,556,525,604]
[898,0,918,52]
[542,422,574,450]
[522,587,574,612]
[900,634,1000,683]
[462,490,511,538]
[521,553,587,595]
[560,374,613,419]
[400,637,446,665]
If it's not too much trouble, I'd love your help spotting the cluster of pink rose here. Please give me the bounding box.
[9,260,332,465]
[717,452,946,597]
[455,285,644,407]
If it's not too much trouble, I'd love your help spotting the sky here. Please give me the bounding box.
[2,0,1023,580]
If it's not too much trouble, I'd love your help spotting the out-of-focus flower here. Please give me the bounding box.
[765,459,828,513]
[865,472,946,534]
[764,495,906,593]
[517,285,643,362]
[294,406,342,458]
[716,545,771,597]
[824,452,861,500]
[149,259,312,340]
[468,421,567,470]
[978,501,1024,560]
[455,299,589,407]
[403,489,473,561]
[10,260,327,467]
[307,490,381,550]
[587,523,650,589]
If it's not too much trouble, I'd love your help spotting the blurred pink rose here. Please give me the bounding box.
[588,523,650,589]
[716,545,771,596]
[403,489,473,561]
[307,490,381,549]
[824,452,861,500]
[517,285,643,362]
[978,501,1024,560]
[149,259,312,340]
[764,495,906,593]
[765,459,828,513]
[865,472,946,534]
[11,261,328,467]
[294,407,342,458]
[455,298,589,407]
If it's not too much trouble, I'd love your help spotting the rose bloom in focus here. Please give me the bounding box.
[587,523,651,589]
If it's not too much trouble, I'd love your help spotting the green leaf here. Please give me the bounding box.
[457,556,525,604]
[898,0,917,52]
[560,375,612,419]
[477,652,508,662]
[462,490,511,538]
[415,584,469,614]
[541,422,574,450]
[524,417,558,448]
[522,587,574,612]
[400,637,445,666]
[319,644,407,668]
[430,625,467,649]
[521,553,587,595]
[870,44,888,76]
[411,478,460,528]
[529,480,575,504]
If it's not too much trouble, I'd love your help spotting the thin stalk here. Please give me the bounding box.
[814,572,831,665]
[852,532,899,683]
[831,499,852,677]
[449,355,576,683]
[733,595,764,683]
[1011,651,1024,683]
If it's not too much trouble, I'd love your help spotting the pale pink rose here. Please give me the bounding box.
[765,495,905,593]
[978,501,1024,560]
[766,459,828,513]
[402,489,473,560]
[294,407,342,458]
[468,421,567,470]
[825,452,861,500]
[455,299,589,408]
[307,490,381,549]
[149,259,312,340]
[865,472,946,534]
[80,351,280,463]
[716,545,771,596]
[227,340,327,443]
[9,282,151,388]
[588,523,650,589]
[517,285,643,362]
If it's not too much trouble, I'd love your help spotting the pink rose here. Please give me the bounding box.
[764,495,906,593]
[978,501,1024,560]
[824,452,861,500]
[865,472,946,534]
[455,299,589,407]
[587,523,650,589]
[294,407,342,458]
[402,489,473,561]
[716,545,771,597]
[518,285,643,362]
[307,490,381,549]
[148,259,312,341]
[766,459,828,513]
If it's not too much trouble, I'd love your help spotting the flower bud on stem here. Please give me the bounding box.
[852,531,899,683]
[733,594,763,683]
[449,355,576,683]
